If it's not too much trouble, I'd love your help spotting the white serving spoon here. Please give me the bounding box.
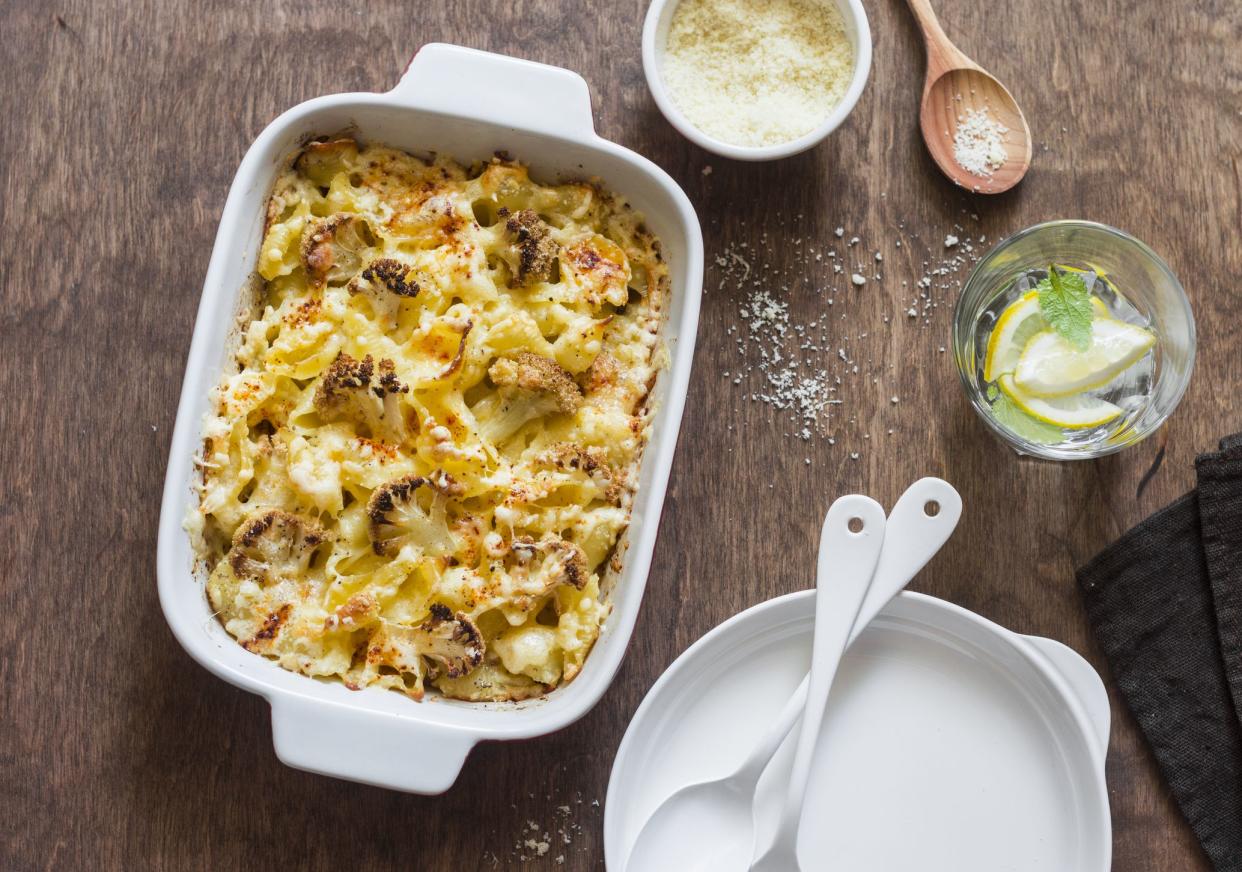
[748,478,960,870]
[623,478,962,872]
[747,494,886,872]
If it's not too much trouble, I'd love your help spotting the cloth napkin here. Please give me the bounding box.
[1077,435,1242,872]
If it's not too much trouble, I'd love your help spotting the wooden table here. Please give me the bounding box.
[4,0,1239,868]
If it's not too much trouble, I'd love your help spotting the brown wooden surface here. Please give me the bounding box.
[3,0,1240,869]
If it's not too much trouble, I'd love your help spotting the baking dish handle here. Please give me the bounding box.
[391,43,597,142]
[1023,636,1111,762]
[268,695,476,794]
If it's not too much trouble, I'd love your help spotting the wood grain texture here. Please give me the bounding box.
[1,0,1239,869]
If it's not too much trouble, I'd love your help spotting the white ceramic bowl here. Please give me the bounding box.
[641,0,873,161]
[156,43,703,795]
[606,591,1112,870]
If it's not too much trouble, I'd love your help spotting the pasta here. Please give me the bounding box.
[188,138,668,702]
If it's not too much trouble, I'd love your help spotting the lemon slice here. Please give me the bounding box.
[984,292,1044,381]
[998,374,1123,429]
[984,293,1110,381]
[1014,317,1156,397]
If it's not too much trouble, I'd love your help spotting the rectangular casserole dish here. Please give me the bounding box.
[156,43,703,795]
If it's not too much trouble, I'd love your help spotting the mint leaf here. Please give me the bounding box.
[990,393,1064,444]
[1036,266,1093,351]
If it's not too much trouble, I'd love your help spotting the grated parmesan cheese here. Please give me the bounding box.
[661,0,855,147]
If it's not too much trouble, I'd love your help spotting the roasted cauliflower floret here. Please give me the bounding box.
[206,509,328,655]
[485,533,589,623]
[347,257,424,327]
[531,535,588,590]
[300,213,376,287]
[366,473,458,557]
[492,352,582,410]
[474,352,582,446]
[350,257,421,297]
[226,509,327,586]
[313,352,413,445]
[502,207,558,285]
[531,441,624,505]
[413,603,485,678]
[364,606,485,699]
[582,352,620,394]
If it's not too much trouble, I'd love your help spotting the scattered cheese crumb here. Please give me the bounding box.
[944,234,959,248]
[851,273,866,286]
[708,218,987,458]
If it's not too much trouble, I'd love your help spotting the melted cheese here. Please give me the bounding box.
[191,140,668,702]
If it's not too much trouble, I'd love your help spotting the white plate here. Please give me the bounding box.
[606,591,1111,871]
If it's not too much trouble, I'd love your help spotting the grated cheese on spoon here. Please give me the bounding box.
[952,108,1008,177]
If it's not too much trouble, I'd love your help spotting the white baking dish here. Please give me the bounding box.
[606,591,1112,870]
[156,43,703,795]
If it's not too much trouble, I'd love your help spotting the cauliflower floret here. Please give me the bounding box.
[484,532,588,625]
[205,509,329,654]
[225,509,327,587]
[412,603,485,678]
[300,213,377,287]
[365,473,459,557]
[362,606,485,700]
[472,353,582,446]
[286,429,348,513]
[533,442,620,501]
[313,352,414,445]
[346,257,424,328]
[501,208,558,286]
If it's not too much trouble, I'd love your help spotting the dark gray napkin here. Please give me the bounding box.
[1198,433,1242,729]
[1077,436,1242,872]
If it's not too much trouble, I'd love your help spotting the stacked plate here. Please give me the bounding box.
[606,591,1111,871]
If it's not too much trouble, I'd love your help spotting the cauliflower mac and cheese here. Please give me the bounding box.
[189,138,668,702]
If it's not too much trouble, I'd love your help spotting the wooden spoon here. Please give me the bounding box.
[906,0,1032,194]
